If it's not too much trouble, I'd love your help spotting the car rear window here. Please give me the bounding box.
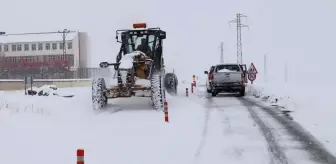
[216,65,240,72]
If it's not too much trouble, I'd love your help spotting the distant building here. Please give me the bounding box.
[0,31,89,69]
[0,31,90,79]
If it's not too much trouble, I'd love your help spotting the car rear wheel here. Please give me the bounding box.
[211,91,217,97]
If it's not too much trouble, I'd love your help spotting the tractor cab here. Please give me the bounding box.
[115,23,166,72]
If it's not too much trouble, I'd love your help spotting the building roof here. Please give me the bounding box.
[0,31,79,44]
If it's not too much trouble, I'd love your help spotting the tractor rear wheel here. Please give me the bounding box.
[92,78,108,110]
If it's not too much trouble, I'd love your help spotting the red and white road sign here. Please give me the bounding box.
[248,73,256,81]
[248,62,258,74]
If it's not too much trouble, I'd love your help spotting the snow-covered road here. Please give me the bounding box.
[193,95,272,164]
[240,97,336,164]
[192,93,325,164]
[1,86,335,164]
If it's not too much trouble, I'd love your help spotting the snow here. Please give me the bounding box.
[135,78,151,87]
[119,51,147,69]
[0,32,78,43]
[0,87,208,164]
[118,54,135,69]
[1,78,334,163]
[0,85,292,164]
[22,85,74,97]
[217,69,237,72]
[246,81,336,156]
[191,97,271,164]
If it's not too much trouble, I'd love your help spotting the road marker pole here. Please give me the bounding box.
[164,101,169,122]
[77,149,84,164]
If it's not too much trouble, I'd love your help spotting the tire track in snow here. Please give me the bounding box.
[239,99,289,164]
[193,93,274,163]
[241,97,336,164]
[193,91,286,163]
[193,99,212,161]
[207,96,277,163]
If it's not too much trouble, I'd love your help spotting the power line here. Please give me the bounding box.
[229,13,249,65]
[4,32,59,35]
[3,31,75,36]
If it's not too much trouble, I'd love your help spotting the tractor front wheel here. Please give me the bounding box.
[151,72,165,110]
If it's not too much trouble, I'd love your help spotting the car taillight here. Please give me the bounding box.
[208,73,214,80]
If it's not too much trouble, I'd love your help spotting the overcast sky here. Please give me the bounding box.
[1,0,335,83]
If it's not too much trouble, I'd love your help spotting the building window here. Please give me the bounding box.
[67,42,72,49]
[4,45,8,52]
[67,54,74,66]
[24,44,29,51]
[32,56,37,62]
[32,44,36,51]
[17,44,22,51]
[12,57,17,63]
[46,43,50,50]
[12,45,16,51]
[38,56,44,62]
[28,56,33,62]
[0,45,2,52]
[52,43,57,50]
[38,43,43,50]
[59,43,64,49]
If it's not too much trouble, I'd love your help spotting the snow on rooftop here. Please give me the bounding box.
[0,31,79,44]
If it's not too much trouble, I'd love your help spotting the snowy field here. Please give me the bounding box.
[1,84,335,164]
[0,87,208,164]
[247,81,336,157]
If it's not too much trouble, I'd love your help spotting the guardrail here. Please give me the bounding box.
[0,79,92,91]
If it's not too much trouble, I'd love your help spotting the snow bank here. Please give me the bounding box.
[24,85,74,97]
[246,81,336,155]
[246,83,296,110]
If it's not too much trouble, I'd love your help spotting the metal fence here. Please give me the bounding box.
[0,67,115,79]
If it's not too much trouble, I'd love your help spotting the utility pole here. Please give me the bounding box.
[229,13,249,65]
[264,53,267,81]
[220,42,224,64]
[285,63,288,82]
[58,29,71,60]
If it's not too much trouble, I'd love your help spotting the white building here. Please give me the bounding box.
[0,31,89,69]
